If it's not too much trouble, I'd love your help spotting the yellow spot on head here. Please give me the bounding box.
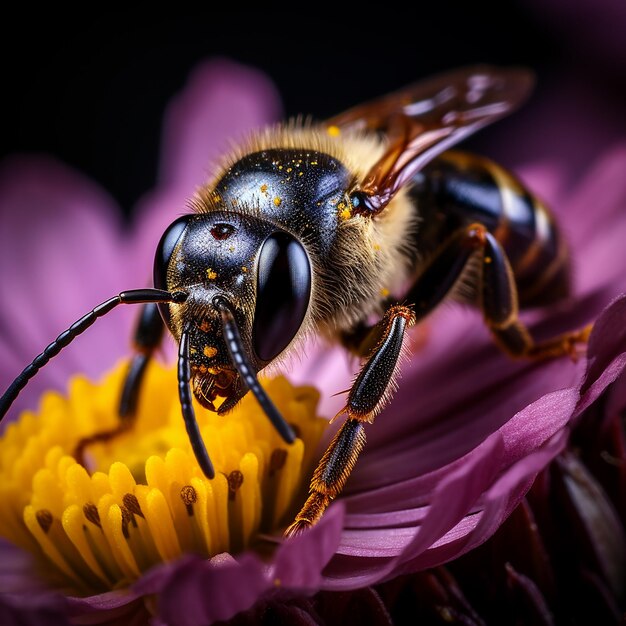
[273,197,282,207]
[340,208,352,220]
[203,346,217,359]
[206,268,217,280]
[380,288,390,298]
[327,125,341,137]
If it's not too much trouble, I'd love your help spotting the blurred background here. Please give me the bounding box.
[1,2,624,217]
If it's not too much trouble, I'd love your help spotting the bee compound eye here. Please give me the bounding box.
[252,232,311,362]
[153,215,192,326]
[153,215,192,291]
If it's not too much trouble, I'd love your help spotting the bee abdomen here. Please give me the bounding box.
[414,150,570,307]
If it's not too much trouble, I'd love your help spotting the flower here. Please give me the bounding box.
[1,59,626,624]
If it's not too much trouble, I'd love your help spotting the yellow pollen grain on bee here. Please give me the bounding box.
[273,197,282,207]
[206,268,218,280]
[340,208,352,220]
[298,171,304,177]
[484,256,492,264]
[373,243,381,251]
[203,346,217,359]
[327,125,341,137]
[241,266,248,273]
[260,183,268,195]
[380,287,390,298]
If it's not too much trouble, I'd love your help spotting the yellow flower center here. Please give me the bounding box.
[0,361,327,596]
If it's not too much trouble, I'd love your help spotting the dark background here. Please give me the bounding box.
[1,4,623,215]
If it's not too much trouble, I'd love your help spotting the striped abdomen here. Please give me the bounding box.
[414,150,570,307]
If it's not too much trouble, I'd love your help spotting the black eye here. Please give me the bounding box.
[153,215,191,325]
[253,232,311,362]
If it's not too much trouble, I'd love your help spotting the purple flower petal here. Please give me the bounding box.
[136,553,271,626]
[0,539,70,625]
[0,157,136,415]
[158,59,281,191]
[505,563,554,626]
[578,294,626,415]
[272,502,344,589]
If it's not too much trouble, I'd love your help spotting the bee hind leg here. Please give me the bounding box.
[285,305,415,537]
[74,303,165,467]
[402,222,591,360]
[475,229,592,361]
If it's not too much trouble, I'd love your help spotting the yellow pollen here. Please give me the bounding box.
[203,346,217,359]
[327,125,341,137]
[380,288,390,298]
[484,256,492,264]
[206,268,218,280]
[0,361,327,596]
[273,197,282,207]
[260,183,268,194]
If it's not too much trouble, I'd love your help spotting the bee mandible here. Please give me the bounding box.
[0,66,591,536]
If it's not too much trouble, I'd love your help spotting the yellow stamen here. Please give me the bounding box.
[0,361,327,595]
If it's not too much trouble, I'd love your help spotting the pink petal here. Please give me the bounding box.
[578,294,626,414]
[158,59,281,191]
[140,553,272,626]
[273,502,344,589]
[0,156,136,416]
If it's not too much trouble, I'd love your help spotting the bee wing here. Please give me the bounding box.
[327,66,534,212]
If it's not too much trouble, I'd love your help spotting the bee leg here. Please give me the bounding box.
[476,231,592,360]
[401,222,590,359]
[285,305,415,537]
[74,303,164,466]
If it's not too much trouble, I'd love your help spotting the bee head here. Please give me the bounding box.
[153,212,311,411]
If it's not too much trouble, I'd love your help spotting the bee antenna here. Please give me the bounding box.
[213,296,296,444]
[0,288,187,423]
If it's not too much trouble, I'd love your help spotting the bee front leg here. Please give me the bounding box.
[74,303,165,466]
[285,305,415,537]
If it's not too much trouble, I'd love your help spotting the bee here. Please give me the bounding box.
[0,66,590,537]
